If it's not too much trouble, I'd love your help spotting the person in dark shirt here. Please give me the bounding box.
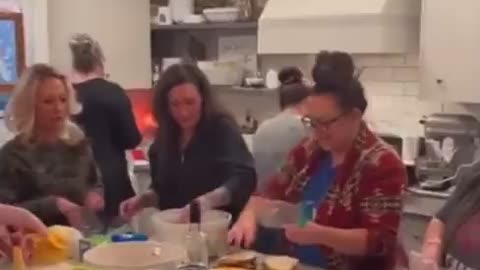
[69,33,141,220]
[120,63,256,221]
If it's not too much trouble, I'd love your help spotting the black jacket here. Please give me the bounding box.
[148,115,256,221]
[74,78,141,216]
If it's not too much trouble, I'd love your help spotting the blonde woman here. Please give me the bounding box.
[0,64,104,226]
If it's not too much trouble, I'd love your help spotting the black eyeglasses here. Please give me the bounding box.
[301,113,347,131]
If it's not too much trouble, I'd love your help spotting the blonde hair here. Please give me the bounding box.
[4,63,84,144]
[69,33,105,73]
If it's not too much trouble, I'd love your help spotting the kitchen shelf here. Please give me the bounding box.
[214,85,278,96]
[151,21,257,31]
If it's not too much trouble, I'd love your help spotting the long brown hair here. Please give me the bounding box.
[152,63,233,148]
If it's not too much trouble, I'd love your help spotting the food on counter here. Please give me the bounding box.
[31,226,83,265]
[263,256,298,270]
[217,250,256,269]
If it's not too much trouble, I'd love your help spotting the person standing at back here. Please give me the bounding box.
[69,33,141,221]
[252,67,311,192]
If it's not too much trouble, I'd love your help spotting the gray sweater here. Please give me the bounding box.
[252,111,308,191]
[0,136,102,225]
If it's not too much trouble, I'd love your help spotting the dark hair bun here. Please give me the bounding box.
[311,51,367,113]
[312,51,355,86]
[278,66,303,85]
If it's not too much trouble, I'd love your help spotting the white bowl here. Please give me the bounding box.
[197,60,244,85]
[83,241,186,270]
[151,209,232,258]
[203,7,240,23]
[182,14,206,24]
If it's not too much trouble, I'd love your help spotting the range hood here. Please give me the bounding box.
[258,0,421,54]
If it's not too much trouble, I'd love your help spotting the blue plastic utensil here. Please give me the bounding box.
[298,200,315,227]
[111,232,148,243]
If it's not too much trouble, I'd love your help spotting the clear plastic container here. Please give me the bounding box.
[83,241,186,270]
[151,209,232,258]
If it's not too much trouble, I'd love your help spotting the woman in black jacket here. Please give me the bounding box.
[120,63,256,221]
[69,33,141,220]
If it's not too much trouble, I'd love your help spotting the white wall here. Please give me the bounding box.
[5,0,151,89]
[47,0,151,89]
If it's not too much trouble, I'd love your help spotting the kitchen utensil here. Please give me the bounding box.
[151,209,231,258]
[197,60,243,85]
[110,232,148,243]
[298,201,315,227]
[255,201,298,255]
[415,113,480,195]
[169,0,194,23]
[203,7,240,23]
[84,241,186,270]
[179,201,208,268]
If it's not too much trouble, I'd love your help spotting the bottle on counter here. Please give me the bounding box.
[177,200,209,270]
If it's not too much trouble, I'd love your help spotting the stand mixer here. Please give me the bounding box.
[413,113,480,197]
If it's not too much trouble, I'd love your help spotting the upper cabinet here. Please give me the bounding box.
[419,0,480,102]
[47,0,151,89]
[258,0,421,54]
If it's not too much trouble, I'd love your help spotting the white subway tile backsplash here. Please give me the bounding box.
[392,67,419,82]
[403,82,420,96]
[363,82,404,96]
[212,52,480,135]
[353,54,406,67]
[405,54,419,66]
[360,67,393,82]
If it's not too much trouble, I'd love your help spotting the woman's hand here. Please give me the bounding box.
[120,191,158,219]
[0,227,34,263]
[228,209,257,248]
[284,222,322,245]
[84,191,105,211]
[0,205,47,262]
[56,197,83,227]
[0,205,47,235]
[120,195,145,219]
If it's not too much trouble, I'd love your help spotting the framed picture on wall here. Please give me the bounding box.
[0,12,25,92]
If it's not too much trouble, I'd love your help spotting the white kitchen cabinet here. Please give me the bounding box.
[419,0,480,102]
[47,0,151,89]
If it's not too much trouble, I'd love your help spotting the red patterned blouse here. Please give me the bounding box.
[262,123,407,270]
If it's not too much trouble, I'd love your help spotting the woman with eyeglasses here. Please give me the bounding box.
[252,67,311,192]
[228,51,407,270]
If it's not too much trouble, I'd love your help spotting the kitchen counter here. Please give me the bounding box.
[403,190,447,217]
